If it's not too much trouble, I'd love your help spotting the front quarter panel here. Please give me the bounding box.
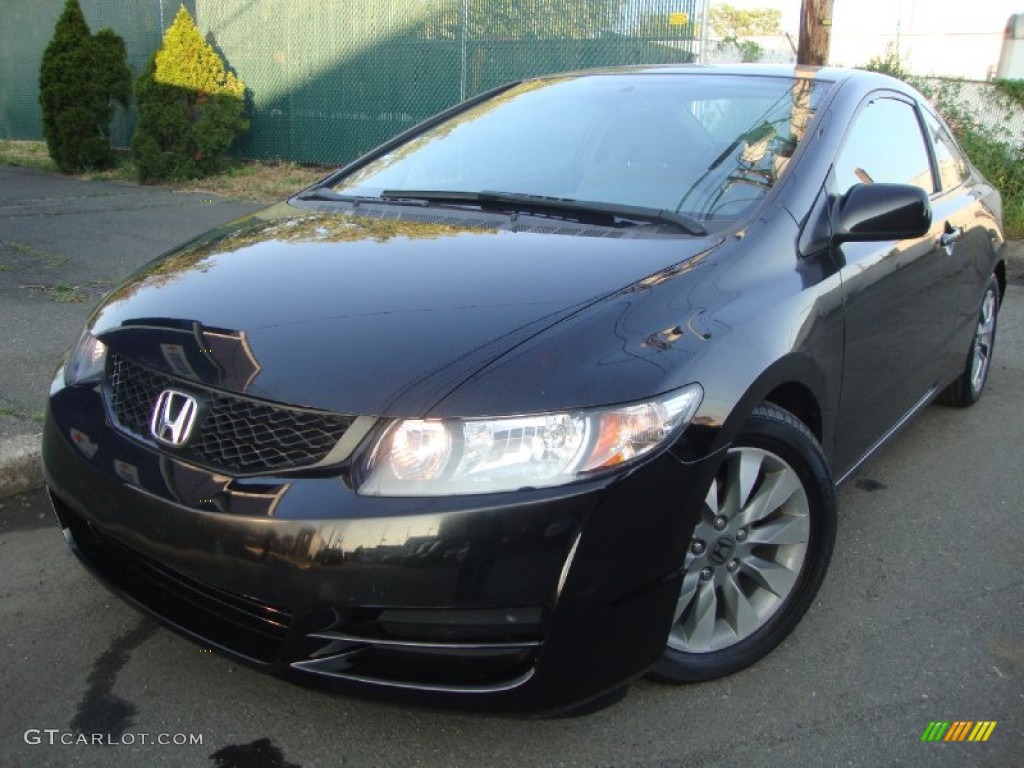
[436,209,845,462]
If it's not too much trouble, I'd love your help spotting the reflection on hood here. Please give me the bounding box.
[107,207,496,305]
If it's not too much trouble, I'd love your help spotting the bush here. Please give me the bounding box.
[913,77,1024,237]
[957,125,1024,236]
[132,6,248,182]
[38,0,131,172]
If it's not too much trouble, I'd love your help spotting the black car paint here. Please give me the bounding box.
[43,65,1005,713]
[86,206,723,419]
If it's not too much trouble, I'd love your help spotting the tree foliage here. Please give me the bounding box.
[863,43,911,80]
[38,0,131,172]
[132,5,248,182]
[708,4,782,38]
[916,76,1024,236]
[994,78,1024,111]
[417,0,625,40]
[718,36,765,63]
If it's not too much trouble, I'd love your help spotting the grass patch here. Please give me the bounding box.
[3,240,68,267]
[49,283,86,303]
[0,139,58,171]
[80,150,136,184]
[18,282,87,302]
[0,405,45,424]
[1,139,330,202]
[6,241,45,258]
[167,159,331,202]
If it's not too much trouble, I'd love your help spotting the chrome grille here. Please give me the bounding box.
[107,353,355,473]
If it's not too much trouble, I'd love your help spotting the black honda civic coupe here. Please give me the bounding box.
[43,65,1005,714]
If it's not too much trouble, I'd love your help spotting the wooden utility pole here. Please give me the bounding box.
[798,0,835,65]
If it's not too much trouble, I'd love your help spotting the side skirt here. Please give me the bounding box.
[835,385,938,487]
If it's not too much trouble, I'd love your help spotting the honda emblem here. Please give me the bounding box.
[150,389,199,446]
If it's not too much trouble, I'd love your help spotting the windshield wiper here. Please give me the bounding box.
[294,188,390,204]
[379,189,707,235]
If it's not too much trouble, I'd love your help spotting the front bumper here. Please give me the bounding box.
[43,384,716,714]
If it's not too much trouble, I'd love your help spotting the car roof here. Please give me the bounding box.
[520,63,927,117]
[524,63,908,91]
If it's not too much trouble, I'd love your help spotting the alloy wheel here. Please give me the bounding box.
[668,446,810,653]
[970,287,997,395]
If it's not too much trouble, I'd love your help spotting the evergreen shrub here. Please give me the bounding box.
[38,0,131,172]
[132,5,248,182]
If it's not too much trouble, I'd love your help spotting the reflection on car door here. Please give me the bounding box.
[832,95,963,474]
[920,110,994,368]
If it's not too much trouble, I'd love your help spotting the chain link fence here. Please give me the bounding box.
[701,35,796,66]
[2,0,706,165]
[915,77,1024,148]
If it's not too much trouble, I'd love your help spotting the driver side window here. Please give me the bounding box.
[834,97,935,196]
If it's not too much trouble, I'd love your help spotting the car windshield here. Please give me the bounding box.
[332,73,833,228]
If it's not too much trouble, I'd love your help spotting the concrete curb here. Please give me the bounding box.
[0,434,43,500]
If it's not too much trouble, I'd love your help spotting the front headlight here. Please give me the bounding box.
[357,384,702,496]
[64,331,107,386]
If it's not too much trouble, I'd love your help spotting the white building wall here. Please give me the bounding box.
[704,0,1022,81]
[829,32,1004,80]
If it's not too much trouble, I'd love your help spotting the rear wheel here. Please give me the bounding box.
[650,404,836,682]
[938,274,1000,407]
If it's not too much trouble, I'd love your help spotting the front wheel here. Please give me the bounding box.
[650,404,836,683]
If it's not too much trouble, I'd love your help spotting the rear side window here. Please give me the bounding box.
[922,111,970,192]
[834,97,935,195]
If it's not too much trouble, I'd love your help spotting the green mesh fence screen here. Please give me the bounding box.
[2,0,705,165]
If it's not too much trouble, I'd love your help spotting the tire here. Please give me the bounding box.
[650,404,836,683]
[937,274,1000,407]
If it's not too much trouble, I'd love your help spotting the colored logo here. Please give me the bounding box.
[920,721,997,742]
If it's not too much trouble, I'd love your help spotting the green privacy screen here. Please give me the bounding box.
[2,0,704,165]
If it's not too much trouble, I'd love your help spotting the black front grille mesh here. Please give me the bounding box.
[108,353,171,434]
[107,353,354,473]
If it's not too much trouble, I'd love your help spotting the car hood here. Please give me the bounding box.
[90,203,719,416]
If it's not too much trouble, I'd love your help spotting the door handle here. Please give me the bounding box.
[940,224,964,248]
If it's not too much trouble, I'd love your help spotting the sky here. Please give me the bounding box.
[720,0,1022,36]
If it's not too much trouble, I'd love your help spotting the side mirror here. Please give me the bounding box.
[833,183,932,243]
